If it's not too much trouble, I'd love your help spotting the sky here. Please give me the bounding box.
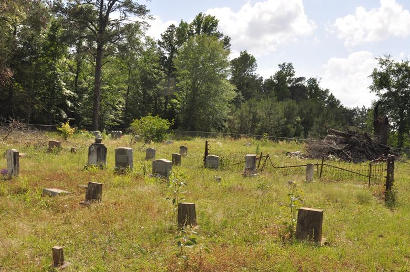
[143,0,410,108]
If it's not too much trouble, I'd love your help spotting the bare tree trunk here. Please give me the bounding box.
[397,110,405,149]
[93,1,105,130]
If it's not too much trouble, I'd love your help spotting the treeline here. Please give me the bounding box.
[0,1,408,146]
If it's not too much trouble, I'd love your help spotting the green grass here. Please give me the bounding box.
[0,133,409,271]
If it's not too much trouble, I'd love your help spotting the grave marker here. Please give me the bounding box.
[87,139,107,168]
[306,164,314,182]
[296,207,323,244]
[179,146,188,156]
[6,149,19,178]
[172,153,181,166]
[178,202,197,227]
[152,159,172,178]
[85,182,103,202]
[115,147,133,171]
[48,140,61,152]
[145,148,156,160]
[52,246,65,267]
[42,188,70,197]
[205,155,219,169]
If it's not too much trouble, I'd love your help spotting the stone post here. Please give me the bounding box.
[178,202,197,227]
[6,149,19,178]
[205,155,219,169]
[172,153,181,166]
[152,159,172,178]
[385,155,395,204]
[179,146,188,156]
[296,207,323,243]
[145,148,156,160]
[115,147,133,171]
[306,164,314,182]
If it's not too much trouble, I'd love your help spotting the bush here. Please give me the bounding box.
[130,115,171,143]
[57,121,75,140]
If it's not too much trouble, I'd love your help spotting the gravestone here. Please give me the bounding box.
[48,140,61,151]
[42,188,70,197]
[179,146,188,156]
[306,164,314,182]
[178,202,197,227]
[145,148,156,160]
[172,153,181,166]
[6,149,19,178]
[111,131,122,139]
[296,207,323,244]
[85,182,103,202]
[205,155,220,169]
[115,147,133,170]
[245,154,257,171]
[152,159,172,178]
[87,139,107,168]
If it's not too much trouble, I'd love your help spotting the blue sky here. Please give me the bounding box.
[144,0,410,108]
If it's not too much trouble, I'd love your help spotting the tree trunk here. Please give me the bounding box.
[93,41,103,130]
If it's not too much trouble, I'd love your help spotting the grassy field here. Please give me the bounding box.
[0,132,409,271]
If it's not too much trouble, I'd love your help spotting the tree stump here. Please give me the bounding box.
[52,246,64,267]
[85,182,103,202]
[296,207,323,244]
[178,202,197,227]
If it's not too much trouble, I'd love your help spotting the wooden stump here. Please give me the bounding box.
[178,202,197,227]
[52,246,64,267]
[85,182,103,202]
[296,207,323,243]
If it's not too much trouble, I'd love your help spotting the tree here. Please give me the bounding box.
[174,35,235,131]
[230,51,263,106]
[55,0,149,130]
[370,56,410,148]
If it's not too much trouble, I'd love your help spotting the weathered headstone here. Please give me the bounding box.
[6,149,19,178]
[178,202,197,227]
[111,131,122,139]
[52,246,65,267]
[42,188,70,197]
[152,159,172,178]
[306,164,314,182]
[85,182,103,202]
[245,154,257,171]
[172,153,181,166]
[87,140,107,168]
[48,140,61,152]
[296,207,323,244]
[205,155,219,169]
[179,146,188,156]
[145,148,156,160]
[115,147,133,171]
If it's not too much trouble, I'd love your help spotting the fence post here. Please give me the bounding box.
[368,163,372,187]
[385,155,395,203]
[319,157,324,178]
[203,140,208,167]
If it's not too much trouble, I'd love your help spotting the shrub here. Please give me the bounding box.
[57,121,75,140]
[130,115,171,143]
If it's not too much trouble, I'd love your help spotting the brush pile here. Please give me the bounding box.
[306,129,391,162]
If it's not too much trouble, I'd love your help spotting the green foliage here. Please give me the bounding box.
[282,181,304,240]
[56,121,75,140]
[130,115,171,143]
[175,35,235,131]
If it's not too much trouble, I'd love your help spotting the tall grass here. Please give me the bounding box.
[0,132,409,271]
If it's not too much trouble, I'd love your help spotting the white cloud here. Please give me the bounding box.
[207,0,315,56]
[321,51,378,108]
[146,16,177,40]
[333,0,410,46]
